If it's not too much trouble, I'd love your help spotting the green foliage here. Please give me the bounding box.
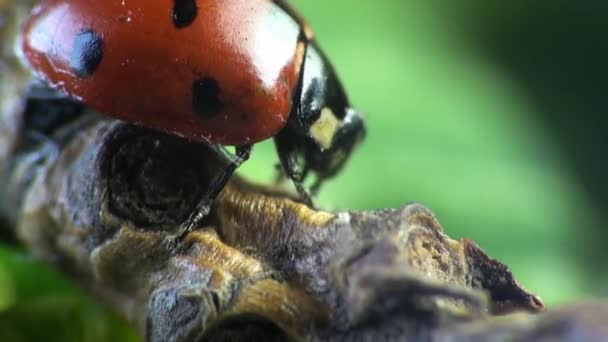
[0,246,138,342]
[0,0,604,339]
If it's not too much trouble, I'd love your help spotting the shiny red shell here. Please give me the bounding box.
[21,0,308,145]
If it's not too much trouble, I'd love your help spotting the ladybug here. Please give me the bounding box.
[19,0,365,230]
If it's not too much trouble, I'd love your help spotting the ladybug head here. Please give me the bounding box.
[289,41,366,182]
[302,107,365,182]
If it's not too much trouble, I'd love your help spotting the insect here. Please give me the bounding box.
[19,0,365,230]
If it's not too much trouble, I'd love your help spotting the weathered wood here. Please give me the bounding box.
[3,1,606,342]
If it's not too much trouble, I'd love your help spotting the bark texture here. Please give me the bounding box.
[2,1,606,341]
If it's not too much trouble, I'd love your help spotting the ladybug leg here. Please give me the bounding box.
[23,130,61,161]
[273,131,314,207]
[273,160,309,185]
[180,144,253,235]
[309,177,324,197]
[18,83,86,156]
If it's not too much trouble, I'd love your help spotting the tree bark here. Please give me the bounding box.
[1,1,606,341]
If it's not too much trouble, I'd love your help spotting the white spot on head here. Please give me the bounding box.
[309,107,340,150]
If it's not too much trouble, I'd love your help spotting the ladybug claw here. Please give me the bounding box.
[179,204,212,238]
[292,180,314,207]
[168,202,211,248]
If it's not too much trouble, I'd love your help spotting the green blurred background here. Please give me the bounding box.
[1,0,606,340]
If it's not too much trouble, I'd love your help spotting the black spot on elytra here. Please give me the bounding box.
[172,0,197,28]
[192,77,223,118]
[70,29,103,78]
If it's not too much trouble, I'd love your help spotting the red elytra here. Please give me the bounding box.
[21,0,309,145]
[20,0,366,220]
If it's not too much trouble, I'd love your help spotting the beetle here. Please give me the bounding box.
[19,0,365,230]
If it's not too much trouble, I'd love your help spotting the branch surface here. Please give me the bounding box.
[1,1,605,341]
